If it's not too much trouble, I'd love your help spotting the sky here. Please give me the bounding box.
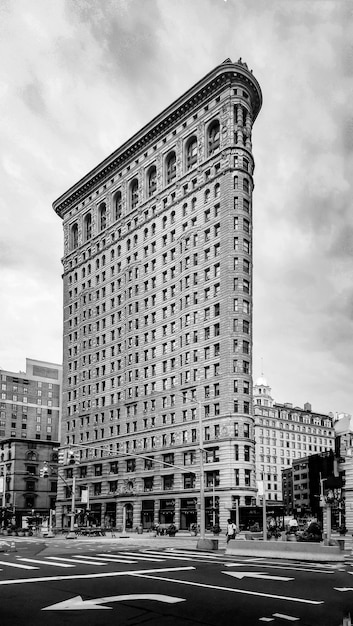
[0,0,351,416]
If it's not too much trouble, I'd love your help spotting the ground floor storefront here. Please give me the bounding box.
[57,494,224,532]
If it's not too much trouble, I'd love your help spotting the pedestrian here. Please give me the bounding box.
[226,518,238,543]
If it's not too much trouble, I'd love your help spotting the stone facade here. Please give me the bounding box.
[53,59,263,531]
[254,376,335,506]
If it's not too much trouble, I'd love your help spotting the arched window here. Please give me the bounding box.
[130,179,139,210]
[166,151,176,185]
[114,191,122,221]
[83,213,92,241]
[214,183,220,198]
[171,211,175,223]
[185,136,197,170]
[162,216,167,229]
[70,223,78,250]
[147,166,157,197]
[98,203,107,231]
[207,120,220,155]
[204,189,210,203]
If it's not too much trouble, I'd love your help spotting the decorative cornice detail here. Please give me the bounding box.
[53,61,262,219]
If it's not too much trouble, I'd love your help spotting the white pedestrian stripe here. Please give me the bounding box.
[259,619,274,623]
[17,558,74,568]
[143,551,194,561]
[98,552,164,562]
[272,614,299,621]
[0,559,38,570]
[167,549,220,559]
[72,554,137,564]
[47,557,108,566]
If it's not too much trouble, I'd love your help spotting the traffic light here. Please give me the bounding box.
[39,464,49,478]
[68,449,80,465]
[68,451,76,465]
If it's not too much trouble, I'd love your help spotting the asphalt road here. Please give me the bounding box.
[0,538,352,625]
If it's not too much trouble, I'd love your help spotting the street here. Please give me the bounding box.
[0,538,351,625]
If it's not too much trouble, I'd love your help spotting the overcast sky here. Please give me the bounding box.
[0,0,351,416]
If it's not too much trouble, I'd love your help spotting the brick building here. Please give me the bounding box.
[53,58,262,531]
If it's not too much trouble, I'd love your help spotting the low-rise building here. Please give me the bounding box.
[0,437,59,529]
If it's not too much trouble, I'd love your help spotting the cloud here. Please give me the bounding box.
[0,0,351,414]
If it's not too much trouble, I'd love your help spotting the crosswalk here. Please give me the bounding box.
[0,548,344,574]
[0,548,229,573]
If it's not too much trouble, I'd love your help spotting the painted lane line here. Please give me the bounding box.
[223,562,333,574]
[272,614,299,621]
[72,555,137,564]
[133,573,323,605]
[0,560,38,570]
[103,552,164,562]
[259,619,274,623]
[334,587,353,592]
[0,565,195,586]
[47,557,108,566]
[17,558,75,568]
[224,571,294,581]
[43,593,186,611]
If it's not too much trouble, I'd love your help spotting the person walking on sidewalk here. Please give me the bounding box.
[226,519,238,543]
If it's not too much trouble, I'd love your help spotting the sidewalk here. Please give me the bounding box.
[2,531,351,558]
[1,531,228,557]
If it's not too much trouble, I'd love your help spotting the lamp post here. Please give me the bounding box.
[66,451,78,539]
[197,396,206,543]
[320,473,331,543]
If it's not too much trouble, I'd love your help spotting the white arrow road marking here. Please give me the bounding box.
[223,571,294,581]
[334,587,353,592]
[0,560,38,570]
[133,572,323,605]
[47,557,108,566]
[224,562,334,574]
[0,566,195,586]
[42,593,185,611]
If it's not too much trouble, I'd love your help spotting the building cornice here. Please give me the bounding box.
[53,59,262,219]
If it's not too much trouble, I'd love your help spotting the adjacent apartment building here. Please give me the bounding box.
[53,58,263,531]
[254,375,335,506]
[0,358,62,526]
[0,358,61,442]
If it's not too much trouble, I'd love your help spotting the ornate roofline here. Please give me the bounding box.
[53,59,262,218]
